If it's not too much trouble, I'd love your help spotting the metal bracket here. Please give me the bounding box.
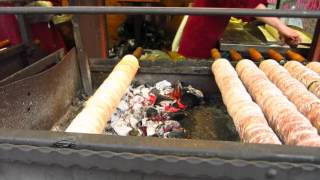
[72,16,93,95]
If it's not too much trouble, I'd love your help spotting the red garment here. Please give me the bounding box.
[29,0,65,54]
[0,1,65,54]
[30,23,65,54]
[0,3,22,45]
[178,0,268,59]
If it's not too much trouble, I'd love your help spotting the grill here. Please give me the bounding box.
[0,4,320,180]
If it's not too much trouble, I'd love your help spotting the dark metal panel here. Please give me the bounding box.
[0,44,49,81]
[0,142,319,180]
[0,44,28,80]
[91,59,219,101]
[0,161,201,180]
[0,48,80,130]
[0,6,320,18]
[1,129,320,164]
[0,44,25,60]
[0,49,63,86]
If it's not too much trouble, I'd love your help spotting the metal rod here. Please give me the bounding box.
[276,0,281,9]
[0,6,319,18]
[310,19,320,62]
[16,15,30,43]
[72,16,93,95]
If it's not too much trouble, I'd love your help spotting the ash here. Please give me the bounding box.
[105,80,204,138]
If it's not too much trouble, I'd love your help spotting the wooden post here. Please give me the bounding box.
[71,0,107,59]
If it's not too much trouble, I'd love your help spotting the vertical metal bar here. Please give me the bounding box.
[104,0,111,54]
[276,0,281,9]
[105,14,111,53]
[310,19,320,62]
[72,16,93,95]
[16,15,29,43]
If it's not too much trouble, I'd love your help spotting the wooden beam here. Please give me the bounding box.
[71,0,107,59]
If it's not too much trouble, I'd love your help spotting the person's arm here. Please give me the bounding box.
[255,3,302,47]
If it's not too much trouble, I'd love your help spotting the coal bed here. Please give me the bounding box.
[88,58,240,141]
[104,80,238,140]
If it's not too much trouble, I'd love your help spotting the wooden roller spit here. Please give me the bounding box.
[237,60,320,147]
[260,60,320,131]
[284,61,320,99]
[0,39,10,49]
[211,48,221,60]
[212,59,281,144]
[307,62,320,75]
[229,49,243,61]
[286,50,306,62]
[66,55,139,134]
[248,48,264,62]
[133,47,143,59]
[267,49,285,62]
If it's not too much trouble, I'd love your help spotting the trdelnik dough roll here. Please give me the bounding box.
[212,59,281,145]
[66,55,139,134]
[307,62,320,75]
[284,61,320,99]
[260,60,320,132]
[237,60,320,147]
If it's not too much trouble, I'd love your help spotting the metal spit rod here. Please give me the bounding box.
[0,6,319,18]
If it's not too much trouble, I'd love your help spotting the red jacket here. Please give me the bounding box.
[178,0,268,59]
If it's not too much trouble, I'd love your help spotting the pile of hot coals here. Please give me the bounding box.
[105,80,204,138]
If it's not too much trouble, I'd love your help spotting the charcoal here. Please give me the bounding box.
[167,111,186,121]
[180,93,201,108]
[106,80,204,139]
[146,107,158,118]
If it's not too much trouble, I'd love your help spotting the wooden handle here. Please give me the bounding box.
[66,55,139,134]
[229,49,243,61]
[211,48,221,60]
[267,49,285,62]
[133,47,143,59]
[286,50,306,62]
[248,48,264,62]
[0,39,10,49]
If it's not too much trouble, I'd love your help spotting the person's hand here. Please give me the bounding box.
[278,25,302,47]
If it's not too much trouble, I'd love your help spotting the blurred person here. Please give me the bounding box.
[178,0,302,59]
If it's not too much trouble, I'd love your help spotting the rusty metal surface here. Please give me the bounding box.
[0,48,80,130]
[0,49,63,86]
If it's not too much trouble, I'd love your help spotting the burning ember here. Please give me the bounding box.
[105,80,204,138]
